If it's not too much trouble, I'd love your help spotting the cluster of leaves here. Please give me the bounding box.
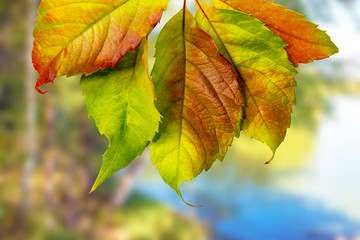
[32,0,337,204]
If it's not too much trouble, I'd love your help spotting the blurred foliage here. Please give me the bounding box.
[0,156,209,240]
[0,0,29,167]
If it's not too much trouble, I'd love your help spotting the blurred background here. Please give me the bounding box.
[1,0,360,239]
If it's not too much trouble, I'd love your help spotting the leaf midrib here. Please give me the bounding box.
[196,2,274,138]
[175,6,188,185]
[41,0,131,72]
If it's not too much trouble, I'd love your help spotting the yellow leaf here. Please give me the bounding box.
[150,7,243,201]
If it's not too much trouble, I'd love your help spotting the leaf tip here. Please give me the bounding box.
[88,184,97,194]
[331,42,340,55]
[176,186,204,207]
[35,88,48,94]
[265,151,276,165]
[35,80,48,94]
[89,174,103,194]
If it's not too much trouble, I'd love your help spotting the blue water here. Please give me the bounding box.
[134,168,360,240]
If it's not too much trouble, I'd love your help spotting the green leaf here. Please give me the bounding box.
[150,7,243,203]
[81,39,160,192]
[196,3,297,160]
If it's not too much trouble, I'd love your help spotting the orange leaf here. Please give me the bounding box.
[213,0,338,66]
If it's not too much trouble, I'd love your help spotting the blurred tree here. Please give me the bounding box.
[20,0,39,228]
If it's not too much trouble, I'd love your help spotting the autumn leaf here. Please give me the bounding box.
[196,2,297,158]
[32,0,170,93]
[150,7,243,202]
[212,0,339,66]
[81,39,160,192]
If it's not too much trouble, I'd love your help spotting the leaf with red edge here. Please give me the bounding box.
[32,0,170,93]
